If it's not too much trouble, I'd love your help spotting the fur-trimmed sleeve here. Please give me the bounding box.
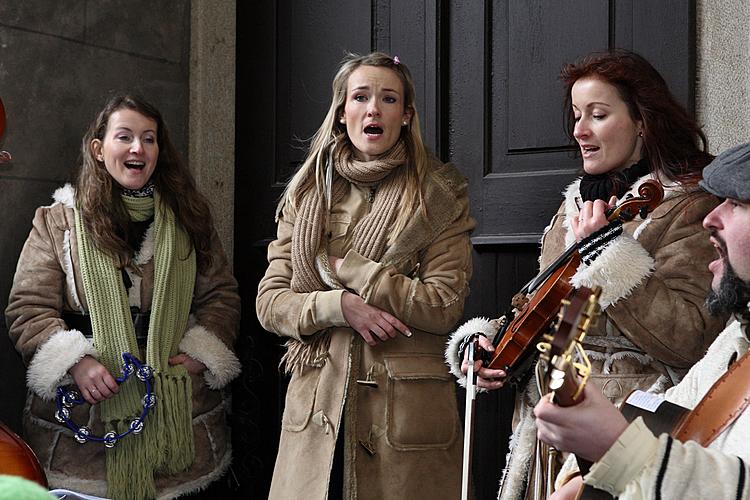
[595,192,727,368]
[26,329,99,400]
[179,323,241,389]
[7,207,70,364]
[189,226,242,384]
[444,317,500,388]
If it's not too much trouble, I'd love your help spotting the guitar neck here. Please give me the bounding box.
[548,361,585,408]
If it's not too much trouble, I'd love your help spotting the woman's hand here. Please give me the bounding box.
[534,383,629,462]
[341,291,411,346]
[571,196,617,241]
[69,355,119,405]
[169,353,207,375]
[550,475,584,500]
[460,334,506,390]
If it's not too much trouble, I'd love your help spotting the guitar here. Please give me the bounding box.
[532,285,608,500]
[0,420,48,488]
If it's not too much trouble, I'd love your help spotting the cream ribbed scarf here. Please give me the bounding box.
[75,192,196,500]
[282,141,407,374]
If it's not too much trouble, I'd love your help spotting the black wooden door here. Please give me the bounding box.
[235,1,694,498]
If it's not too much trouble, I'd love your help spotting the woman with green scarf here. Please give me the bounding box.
[6,94,241,499]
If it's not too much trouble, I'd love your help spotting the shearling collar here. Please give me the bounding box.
[52,183,76,209]
[381,160,469,265]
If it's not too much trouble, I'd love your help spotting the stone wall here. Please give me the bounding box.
[0,0,191,431]
[696,0,750,153]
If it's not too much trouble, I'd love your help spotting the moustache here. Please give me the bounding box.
[709,230,728,256]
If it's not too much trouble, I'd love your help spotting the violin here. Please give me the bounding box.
[0,96,11,164]
[0,420,48,488]
[486,180,664,380]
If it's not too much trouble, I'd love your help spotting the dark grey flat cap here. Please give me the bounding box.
[700,142,750,201]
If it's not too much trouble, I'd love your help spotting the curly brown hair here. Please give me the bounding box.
[561,49,712,186]
[75,94,214,270]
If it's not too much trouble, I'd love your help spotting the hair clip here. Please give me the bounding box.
[393,56,401,65]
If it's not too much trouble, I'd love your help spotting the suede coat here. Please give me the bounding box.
[257,161,475,500]
[446,174,728,500]
[5,185,241,500]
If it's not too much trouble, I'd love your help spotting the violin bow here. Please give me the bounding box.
[461,335,480,500]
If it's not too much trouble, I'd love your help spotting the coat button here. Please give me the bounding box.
[359,439,376,456]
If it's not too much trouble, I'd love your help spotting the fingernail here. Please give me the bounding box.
[406,330,413,337]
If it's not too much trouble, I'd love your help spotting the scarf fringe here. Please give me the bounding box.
[106,420,155,500]
[104,370,194,499]
[153,370,195,472]
[280,333,332,375]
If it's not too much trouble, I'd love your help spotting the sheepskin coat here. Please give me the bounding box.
[581,316,750,499]
[5,185,241,499]
[446,174,728,500]
[257,161,475,499]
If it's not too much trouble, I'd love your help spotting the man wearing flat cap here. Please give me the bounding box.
[533,142,750,500]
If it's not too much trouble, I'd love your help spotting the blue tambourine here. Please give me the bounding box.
[55,352,156,448]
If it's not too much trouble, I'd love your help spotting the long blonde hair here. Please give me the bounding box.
[282,52,430,237]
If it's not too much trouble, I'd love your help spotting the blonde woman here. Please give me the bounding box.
[257,52,475,499]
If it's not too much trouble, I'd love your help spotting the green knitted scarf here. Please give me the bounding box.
[75,191,196,500]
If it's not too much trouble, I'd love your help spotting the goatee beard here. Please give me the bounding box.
[706,260,750,316]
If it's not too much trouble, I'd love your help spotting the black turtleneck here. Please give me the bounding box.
[579,158,651,202]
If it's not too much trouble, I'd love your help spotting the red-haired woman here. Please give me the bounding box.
[446,49,729,499]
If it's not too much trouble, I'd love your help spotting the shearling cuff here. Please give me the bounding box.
[179,324,241,389]
[571,232,654,308]
[445,317,499,388]
[27,329,99,401]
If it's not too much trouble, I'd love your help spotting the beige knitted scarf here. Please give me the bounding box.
[282,141,407,374]
[75,192,196,500]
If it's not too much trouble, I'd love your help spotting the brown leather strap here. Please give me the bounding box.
[672,348,750,446]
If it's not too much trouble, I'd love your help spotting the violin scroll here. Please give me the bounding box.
[605,179,663,223]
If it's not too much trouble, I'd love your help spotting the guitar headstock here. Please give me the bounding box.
[536,286,602,407]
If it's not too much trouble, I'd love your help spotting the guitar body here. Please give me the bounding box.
[0,421,48,488]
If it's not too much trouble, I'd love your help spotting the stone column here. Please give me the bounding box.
[190,0,237,263]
